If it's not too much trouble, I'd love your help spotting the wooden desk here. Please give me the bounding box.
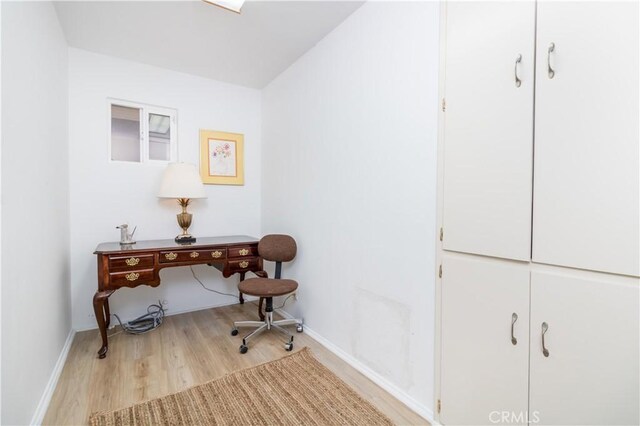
[93,235,262,359]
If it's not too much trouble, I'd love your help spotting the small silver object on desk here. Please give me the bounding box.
[116,224,136,245]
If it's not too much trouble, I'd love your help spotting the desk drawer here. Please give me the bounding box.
[228,246,258,258]
[159,249,227,263]
[109,269,155,288]
[228,257,260,273]
[159,250,201,263]
[109,254,154,271]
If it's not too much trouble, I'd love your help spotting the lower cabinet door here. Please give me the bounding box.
[440,254,530,425]
[530,271,640,425]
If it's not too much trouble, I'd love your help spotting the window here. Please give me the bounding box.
[109,100,177,163]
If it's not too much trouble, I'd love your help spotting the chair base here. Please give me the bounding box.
[232,310,303,354]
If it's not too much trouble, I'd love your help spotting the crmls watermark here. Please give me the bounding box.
[489,411,540,424]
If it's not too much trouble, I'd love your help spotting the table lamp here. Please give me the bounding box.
[158,163,206,243]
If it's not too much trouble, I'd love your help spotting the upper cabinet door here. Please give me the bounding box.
[532,2,640,277]
[442,1,535,261]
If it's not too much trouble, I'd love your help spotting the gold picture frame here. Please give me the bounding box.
[199,130,244,185]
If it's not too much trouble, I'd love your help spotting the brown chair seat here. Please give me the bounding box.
[238,277,298,297]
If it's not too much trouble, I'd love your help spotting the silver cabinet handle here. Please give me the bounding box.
[511,313,518,345]
[515,54,522,87]
[541,322,550,357]
[547,43,555,79]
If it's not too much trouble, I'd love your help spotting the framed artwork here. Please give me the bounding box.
[199,130,244,185]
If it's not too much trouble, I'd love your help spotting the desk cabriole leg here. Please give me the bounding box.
[104,298,111,329]
[239,272,246,304]
[93,290,113,359]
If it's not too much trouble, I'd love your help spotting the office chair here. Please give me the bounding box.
[231,234,303,354]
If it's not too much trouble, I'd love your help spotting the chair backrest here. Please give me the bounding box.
[258,234,297,263]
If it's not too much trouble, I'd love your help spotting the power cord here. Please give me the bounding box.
[275,293,295,310]
[249,293,296,310]
[109,267,238,336]
[190,265,297,309]
[112,302,165,335]
[190,266,239,299]
[109,269,295,336]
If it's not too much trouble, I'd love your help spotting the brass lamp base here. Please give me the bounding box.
[175,234,196,244]
[175,198,196,244]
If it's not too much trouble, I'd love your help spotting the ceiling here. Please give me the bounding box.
[54,1,364,89]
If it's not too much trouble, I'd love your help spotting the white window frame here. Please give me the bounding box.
[107,98,178,164]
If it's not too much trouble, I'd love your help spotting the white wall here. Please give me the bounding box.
[69,49,262,330]
[1,2,70,424]
[262,1,439,415]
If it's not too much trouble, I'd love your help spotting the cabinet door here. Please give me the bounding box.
[532,2,640,276]
[440,254,530,425]
[530,271,640,425]
[442,1,535,261]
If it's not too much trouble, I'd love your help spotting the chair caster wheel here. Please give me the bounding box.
[296,324,303,333]
[285,342,293,351]
[231,328,238,336]
[239,345,248,354]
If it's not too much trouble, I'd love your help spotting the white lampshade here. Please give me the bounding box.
[157,163,206,199]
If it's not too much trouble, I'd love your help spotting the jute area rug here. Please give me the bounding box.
[89,347,393,426]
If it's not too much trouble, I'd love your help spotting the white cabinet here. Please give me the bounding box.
[439,255,640,426]
[441,1,535,261]
[530,271,639,425]
[532,1,640,276]
[438,1,640,425]
[440,255,530,425]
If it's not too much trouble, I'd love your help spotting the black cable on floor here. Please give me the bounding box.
[112,302,165,335]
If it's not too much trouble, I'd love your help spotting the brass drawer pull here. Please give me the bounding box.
[125,257,140,266]
[165,252,178,261]
[239,261,250,269]
[190,252,200,259]
[239,249,250,256]
[125,272,140,282]
[211,250,223,259]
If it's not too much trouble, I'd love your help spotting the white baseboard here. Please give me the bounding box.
[164,296,259,318]
[276,308,437,425]
[74,297,259,332]
[30,329,76,426]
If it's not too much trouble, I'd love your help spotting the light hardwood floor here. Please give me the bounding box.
[44,302,428,425]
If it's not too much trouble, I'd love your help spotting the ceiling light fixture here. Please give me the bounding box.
[202,0,245,14]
